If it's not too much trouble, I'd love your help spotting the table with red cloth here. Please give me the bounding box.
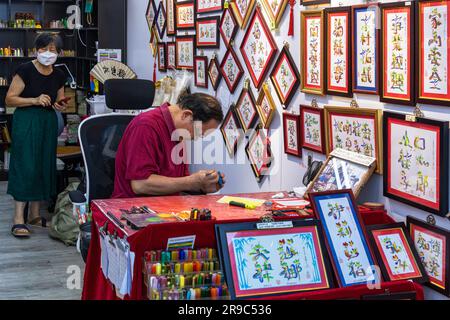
[81,192,424,300]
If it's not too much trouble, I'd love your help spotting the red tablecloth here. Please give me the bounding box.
[81,193,424,300]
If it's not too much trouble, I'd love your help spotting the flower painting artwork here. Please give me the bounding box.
[220,7,238,48]
[196,0,223,13]
[325,7,352,97]
[309,191,376,287]
[300,106,325,154]
[220,47,244,93]
[176,1,195,30]
[245,128,272,182]
[418,1,450,106]
[194,56,208,88]
[301,10,324,95]
[196,16,220,48]
[352,5,378,94]
[221,105,243,157]
[230,0,256,29]
[380,3,414,105]
[270,46,300,107]
[283,113,301,157]
[175,36,195,70]
[383,111,449,216]
[235,87,259,133]
[240,7,278,89]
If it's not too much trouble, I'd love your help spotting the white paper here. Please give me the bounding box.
[99,233,109,279]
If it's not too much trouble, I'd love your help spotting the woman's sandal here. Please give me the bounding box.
[11,224,31,238]
[28,217,50,228]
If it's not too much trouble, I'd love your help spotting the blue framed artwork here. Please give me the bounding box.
[351,4,379,95]
[309,189,378,287]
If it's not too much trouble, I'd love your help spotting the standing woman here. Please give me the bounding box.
[5,32,69,237]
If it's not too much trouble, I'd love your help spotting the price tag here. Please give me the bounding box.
[405,115,416,122]
[257,221,293,230]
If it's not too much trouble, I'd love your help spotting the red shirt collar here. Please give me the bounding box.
[160,102,176,136]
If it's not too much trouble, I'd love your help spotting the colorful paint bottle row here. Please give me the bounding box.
[145,260,221,275]
[148,272,224,291]
[144,248,217,263]
[149,284,229,300]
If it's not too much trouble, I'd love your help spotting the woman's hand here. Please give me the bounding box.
[34,94,51,107]
[53,99,68,111]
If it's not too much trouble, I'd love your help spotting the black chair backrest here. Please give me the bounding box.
[104,79,155,110]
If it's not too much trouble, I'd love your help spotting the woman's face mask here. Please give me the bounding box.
[37,50,58,66]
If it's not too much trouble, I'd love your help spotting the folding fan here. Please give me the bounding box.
[90,60,138,84]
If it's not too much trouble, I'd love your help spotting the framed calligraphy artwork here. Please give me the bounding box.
[230,0,256,29]
[283,112,302,157]
[324,106,383,174]
[194,56,208,88]
[220,47,244,93]
[196,16,220,48]
[407,216,450,297]
[220,7,238,48]
[300,105,325,154]
[156,1,167,39]
[261,0,289,30]
[417,0,450,106]
[309,189,377,287]
[234,86,259,133]
[325,6,352,97]
[367,223,428,283]
[157,43,167,72]
[167,42,176,69]
[240,6,278,90]
[301,10,325,95]
[380,2,415,105]
[256,82,276,129]
[175,36,195,70]
[150,26,159,57]
[146,0,157,32]
[221,104,244,157]
[175,1,195,30]
[352,4,379,95]
[383,111,449,216]
[270,45,300,108]
[196,0,223,14]
[215,219,334,299]
[245,126,273,183]
[166,0,176,36]
[208,55,222,90]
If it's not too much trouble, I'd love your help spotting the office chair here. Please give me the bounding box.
[69,79,155,261]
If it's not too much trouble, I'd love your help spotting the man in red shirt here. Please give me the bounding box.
[112,92,225,198]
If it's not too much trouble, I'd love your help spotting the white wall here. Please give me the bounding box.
[127,0,450,299]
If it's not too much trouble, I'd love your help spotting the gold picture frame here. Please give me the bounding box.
[324,105,383,174]
[256,82,276,129]
[150,25,159,58]
[260,0,289,30]
[230,0,256,29]
[300,9,325,95]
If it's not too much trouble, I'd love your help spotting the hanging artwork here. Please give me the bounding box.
[325,7,352,97]
[195,16,220,48]
[300,10,325,95]
[305,148,376,198]
[352,4,379,95]
[146,0,157,32]
[156,1,167,39]
[194,56,208,88]
[215,219,334,299]
[150,26,159,57]
[417,0,450,106]
[219,7,238,48]
[367,223,428,284]
[175,36,195,70]
[256,83,276,129]
[245,126,273,183]
[208,55,222,90]
[220,47,244,93]
[261,0,289,29]
[167,42,176,69]
[324,106,383,174]
[234,85,259,133]
[196,0,223,13]
[380,2,415,105]
[383,111,449,216]
[282,113,302,157]
[300,0,330,6]
[309,189,377,288]
[300,105,325,154]
[166,0,176,36]
[157,43,167,72]
[240,6,278,90]
[407,216,450,297]
[270,45,300,108]
[221,104,244,157]
[230,0,256,29]
[175,1,195,30]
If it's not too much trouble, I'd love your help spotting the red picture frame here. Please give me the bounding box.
[219,7,238,48]
[219,47,244,93]
[157,43,167,72]
[175,36,195,70]
[194,56,208,88]
[195,16,220,48]
[367,223,429,284]
[283,112,302,157]
[270,45,300,108]
[234,86,259,133]
[379,2,415,105]
[324,6,353,97]
[175,1,195,30]
[240,6,278,89]
[416,0,450,106]
[196,0,223,14]
[245,126,273,183]
[300,105,325,154]
[208,55,222,90]
[407,216,450,297]
[220,104,243,157]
